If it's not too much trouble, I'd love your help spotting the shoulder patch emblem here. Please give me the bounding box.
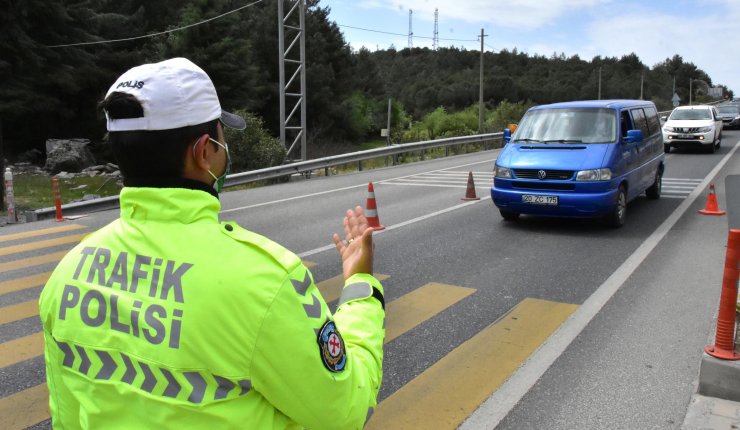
[317,320,346,372]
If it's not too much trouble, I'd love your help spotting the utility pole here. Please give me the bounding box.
[689,78,693,105]
[640,72,644,100]
[433,9,439,51]
[479,28,485,134]
[278,0,307,161]
[386,98,392,146]
[598,67,602,100]
[408,9,413,49]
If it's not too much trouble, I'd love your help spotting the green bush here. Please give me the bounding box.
[223,110,286,173]
[484,100,535,132]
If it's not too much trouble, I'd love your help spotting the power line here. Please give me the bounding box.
[337,24,477,43]
[46,1,479,50]
[46,0,264,48]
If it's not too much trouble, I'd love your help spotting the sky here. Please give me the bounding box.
[321,0,740,95]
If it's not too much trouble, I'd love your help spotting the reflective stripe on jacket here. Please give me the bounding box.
[39,187,385,429]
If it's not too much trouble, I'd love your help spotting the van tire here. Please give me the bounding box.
[604,186,627,228]
[646,170,662,199]
[664,144,671,153]
[499,209,520,221]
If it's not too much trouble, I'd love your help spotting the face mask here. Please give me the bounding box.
[205,137,231,193]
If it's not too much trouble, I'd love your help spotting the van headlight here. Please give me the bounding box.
[662,126,674,132]
[576,168,612,181]
[697,126,712,132]
[494,165,512,178]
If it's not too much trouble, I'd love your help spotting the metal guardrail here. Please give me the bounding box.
[27,132,504,221]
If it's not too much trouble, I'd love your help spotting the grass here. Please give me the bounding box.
[1,174,122,216]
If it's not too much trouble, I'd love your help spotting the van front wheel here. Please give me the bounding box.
[605,186,627,228]
[499,209,520,221]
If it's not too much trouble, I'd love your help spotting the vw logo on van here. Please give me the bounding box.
[538,170,547,179]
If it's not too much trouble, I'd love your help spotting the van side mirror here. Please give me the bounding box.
[503,128,511,144]
[624,129,643,143]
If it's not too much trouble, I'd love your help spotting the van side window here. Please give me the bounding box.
[630,108,649,137]
[620,111,633,138]
[644,107,660,136]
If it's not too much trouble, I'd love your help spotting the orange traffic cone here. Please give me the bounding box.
[705,229,740,360]
[365,182,385,230]
[698,183,726,216]
[462,171,481,201]
[52,178,64,222]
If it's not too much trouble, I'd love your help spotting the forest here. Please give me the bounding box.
[1,0,731,165]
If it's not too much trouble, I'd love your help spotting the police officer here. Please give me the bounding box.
[39,58,385,429]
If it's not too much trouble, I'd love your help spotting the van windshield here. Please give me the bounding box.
[513,108,617,144]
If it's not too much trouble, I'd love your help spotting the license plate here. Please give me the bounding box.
[522,194,558,205]
[677,134,693,139]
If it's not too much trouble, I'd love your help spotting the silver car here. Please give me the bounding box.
[717,105,740,129]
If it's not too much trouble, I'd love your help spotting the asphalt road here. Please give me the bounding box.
[1,130,739,429]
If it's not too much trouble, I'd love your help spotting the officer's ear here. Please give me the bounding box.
[190,134,213,171]
[182,134,214,183]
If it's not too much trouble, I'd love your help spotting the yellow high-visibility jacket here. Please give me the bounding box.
[39,186,385,429]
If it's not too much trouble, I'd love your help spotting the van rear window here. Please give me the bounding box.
[513,108,617,144]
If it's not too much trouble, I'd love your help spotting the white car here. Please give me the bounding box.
[662,105,722,153]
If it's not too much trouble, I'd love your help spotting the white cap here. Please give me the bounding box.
[104,57,246,132]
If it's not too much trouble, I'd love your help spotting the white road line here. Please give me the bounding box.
[663,182,702,186]
[460,139,740,430]
[410,174,493,180]
[297,197,490,258]
[418,171,494,176]
[390,178,491,186]
[392,178,470,184]
[383,182,474,189]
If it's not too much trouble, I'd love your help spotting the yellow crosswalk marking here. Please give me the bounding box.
[366,297,579,430]
[0,233,87,257]
[385,283,475,343]
[0,272,52,295]
[0,300,39,325]
[0,251,68,273]
[0,224,86,243]
[0,384,49,430]
[316,274,390,303]
[0,332,43,368]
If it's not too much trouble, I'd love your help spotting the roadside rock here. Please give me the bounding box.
[44,138,96,174]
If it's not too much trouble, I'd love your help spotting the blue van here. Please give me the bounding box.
[491,100,665,227]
